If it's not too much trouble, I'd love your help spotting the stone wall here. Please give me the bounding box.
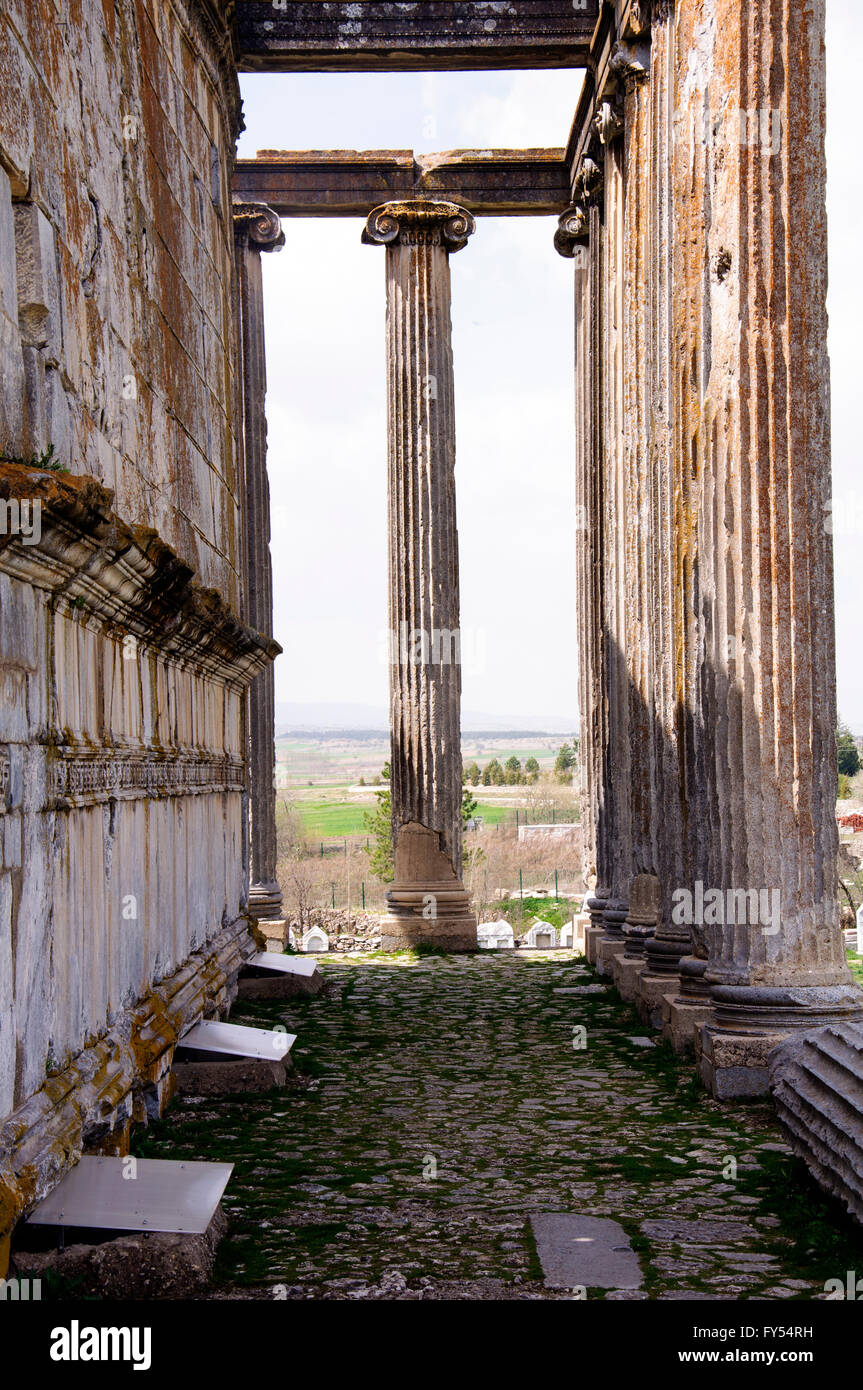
[0,2,269,1265]
[0,0,242,602]
[0,464,275,1270]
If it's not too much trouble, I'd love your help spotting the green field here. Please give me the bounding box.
[291,797,512,839]
[292,800,370,838]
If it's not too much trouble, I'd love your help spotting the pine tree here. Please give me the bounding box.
[504,755,522,785]
[363,762,394,882]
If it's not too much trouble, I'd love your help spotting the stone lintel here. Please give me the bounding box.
[234,2,598,73]
[233,150,571,217]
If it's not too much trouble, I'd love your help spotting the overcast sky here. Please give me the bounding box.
[237,1,862,730]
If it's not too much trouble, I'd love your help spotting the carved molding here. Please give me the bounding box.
[362,200,476,253]
[609,37,650,83]
[0,464,279,690]
[594,100,625,146]
[47,747,245,809]
[231,201,285,252]
[624,0,651,39]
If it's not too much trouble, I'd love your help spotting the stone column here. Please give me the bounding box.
[666,0,863,1096]
[233,202,284,924]
[363,201,477,951]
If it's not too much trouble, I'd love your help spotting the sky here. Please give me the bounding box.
[237,2,862,729]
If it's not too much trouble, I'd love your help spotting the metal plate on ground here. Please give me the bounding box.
[26,1156,233,1234]
[247,952,317,978]
[179,1019,295,1060]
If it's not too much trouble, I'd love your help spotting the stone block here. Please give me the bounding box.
[595,936,626,977]
[697,1026,788,1100]
[237,966,324,1000]
[632,968,678,1028]
[611,953,644,1003]
[584,922,603,965]
[172,1056,288,1097]
[530,1213,642,1290]
[257,917,289,951]
[661,992,715,1054]
[13,1205,228,1300]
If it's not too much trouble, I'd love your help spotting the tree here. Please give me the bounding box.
[837,724,861,779]
[554,742,576,783]
[463,761,481,785]
[363,762,394,882]
[524,756,540,783]
[462,785,478,825]
[481,761,493,786]
[483,758,505,785]
[504,755,522,785]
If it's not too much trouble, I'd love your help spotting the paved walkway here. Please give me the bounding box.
[137,951,863,1299]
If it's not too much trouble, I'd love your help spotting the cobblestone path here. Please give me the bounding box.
[136,951,863,1300]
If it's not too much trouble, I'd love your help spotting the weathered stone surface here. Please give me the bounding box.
[137,951,863,1299]
[0,919,254,1274]
[564,0,862,1098]
[173,1058,288,1097]
[234,202,285,924]
[234,2,598,72]
[234,149,570,217]
[364,202,477,952]
[769,1024,863,1226]
[14,1205,228,1301]
[530,1213,643,1290]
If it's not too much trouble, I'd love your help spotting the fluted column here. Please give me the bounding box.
[233,202,284,921]
[666,0,863,1095]
[363,201,477,951]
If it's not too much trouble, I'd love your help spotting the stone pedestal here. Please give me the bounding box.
[661,953,715,1053]
[596,896,628,977]
[364,201,477,952]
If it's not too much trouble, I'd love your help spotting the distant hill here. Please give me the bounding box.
[275,701,578,735]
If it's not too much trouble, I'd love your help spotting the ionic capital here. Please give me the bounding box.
[231,201,285,252]
[554,204,589,259]
[362,200,476,254]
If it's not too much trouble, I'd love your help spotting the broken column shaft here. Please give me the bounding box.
[363,200,477,951]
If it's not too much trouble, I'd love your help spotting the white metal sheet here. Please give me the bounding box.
[27,1156,233,1234]
[248,952,317,978]
[179,1019,295,1060]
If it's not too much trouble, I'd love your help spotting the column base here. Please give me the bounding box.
[380,883,477,953]
[697,985,863,1099]
[661,994,715,1054]
[255,918,289,952]
[596,936,627,977]
[611,952,647,1003]
[632,969,680,1027]
[248,880,283,921]
[584,922,604,965]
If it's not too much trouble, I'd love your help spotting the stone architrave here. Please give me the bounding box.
[363,201,477,951]
[233,202,285,922]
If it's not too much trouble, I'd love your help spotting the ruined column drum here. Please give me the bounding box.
[363,201,478,951]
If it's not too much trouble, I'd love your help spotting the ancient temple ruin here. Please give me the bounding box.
[1,0,861,1277]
